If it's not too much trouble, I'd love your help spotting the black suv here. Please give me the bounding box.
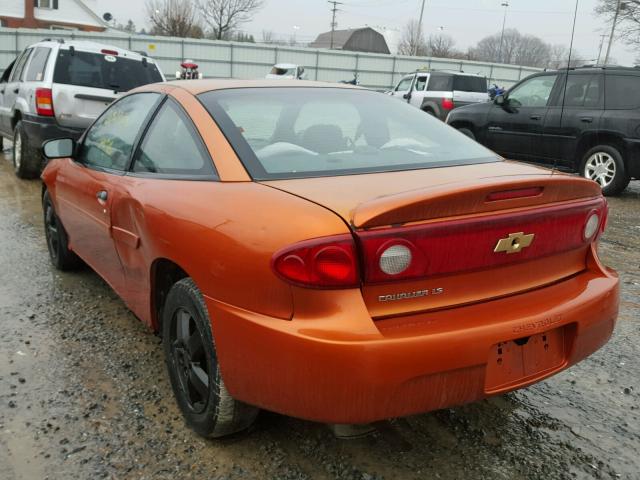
[446,66,640,195]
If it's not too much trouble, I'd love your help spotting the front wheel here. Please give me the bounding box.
[43,191,82,270]
[162,278,259,438]
[580,145,630,196]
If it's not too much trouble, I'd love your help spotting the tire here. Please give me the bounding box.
[457,127,476,140]
[42,190,83,271]
[162,278,259,438]
[13,121,41,179]
[580,145,630,196]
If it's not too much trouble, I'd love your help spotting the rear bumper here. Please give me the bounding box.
[206,247,619,424]
[21,114,84,151]
[623,137,640,178]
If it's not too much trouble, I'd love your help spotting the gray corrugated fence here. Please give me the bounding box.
[0,27,541,90]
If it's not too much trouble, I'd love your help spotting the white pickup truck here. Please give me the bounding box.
[389,70,489,120]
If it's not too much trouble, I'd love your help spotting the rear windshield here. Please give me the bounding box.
[53,50,163,92]
[453,75,487,92]
[198,88,497,180]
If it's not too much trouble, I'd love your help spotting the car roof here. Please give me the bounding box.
[30,39,150,62]
[161,79,361,95]
[273,63,299,69]
[545,65,640,75]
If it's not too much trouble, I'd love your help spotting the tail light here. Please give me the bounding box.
[442,98,455,110]
[35,88,54,117]
[272,234,359,289]
[101,49,119,56]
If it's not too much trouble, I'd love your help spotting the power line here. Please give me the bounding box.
[328,1,344,49]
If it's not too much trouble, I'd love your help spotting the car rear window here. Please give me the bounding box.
[53,50,163,92]
[453,75,487,93]
[605,74,640,110]
[198,88,498,180]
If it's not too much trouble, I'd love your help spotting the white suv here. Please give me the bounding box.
[0,39,165,178]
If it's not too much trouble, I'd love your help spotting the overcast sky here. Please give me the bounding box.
[97,0,637,65]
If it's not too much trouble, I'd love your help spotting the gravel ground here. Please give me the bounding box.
[0,145,638,480]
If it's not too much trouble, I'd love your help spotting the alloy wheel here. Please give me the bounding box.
[13,131,22,170]
[584,152,616,188]
[170,308,210,414]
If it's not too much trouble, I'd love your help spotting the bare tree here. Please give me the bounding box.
[197,0,264,40]
[548,44,584,69]
[596,0,640,48]
[427,34,457,58]
[471,29,552,68]
[146,0,203,38]
[397,20,428,56]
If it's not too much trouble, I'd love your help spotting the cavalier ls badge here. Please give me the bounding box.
[494,232,535,254]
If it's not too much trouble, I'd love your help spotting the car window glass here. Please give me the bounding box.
[605,75,640,109]
[132,99,216,177]
[395,77,413,91]
[508,75,557,107]
[453,76,487,93]
[80,93,160,171]
[10,49,32,82]
[53,50,163,92]
[555,74,601,108]
[427,74,453,91]
[1,60,15,83]
[414,76,427,91]
[293,100,361,144]
[25,47,51,82]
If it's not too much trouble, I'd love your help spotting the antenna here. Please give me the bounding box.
[328,1,344,49]
[553,0,580,175]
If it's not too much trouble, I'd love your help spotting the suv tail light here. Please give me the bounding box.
[35,88,54,117]
[101,49,119,56]
[442,98,455,110]
[272,234,359,289]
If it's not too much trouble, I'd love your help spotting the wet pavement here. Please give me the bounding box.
[0,144,638,480]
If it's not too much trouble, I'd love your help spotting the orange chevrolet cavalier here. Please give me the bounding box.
[40,80,619,437]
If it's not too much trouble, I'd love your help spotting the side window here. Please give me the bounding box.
[25,47,51,82]
[132,99,216,177]
[0,59,15,83]
[508,75,557,108]
[80,93,160,171]
[10,49,33,82]
[555,74,601,108]
[415,76,427,91]
[427,74,453,92]
[395,76,413,91]
[605,75,640,110]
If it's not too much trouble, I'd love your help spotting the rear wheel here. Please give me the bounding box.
[42,190,82,270]
[162,278,259,438]
[580,145,629,196]
[13,121,40,179]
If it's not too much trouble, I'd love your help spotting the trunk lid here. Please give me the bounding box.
[263,161,604,318]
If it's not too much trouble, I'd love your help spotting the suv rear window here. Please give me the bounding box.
[53,50,163,92]
[605,74,640,110]
[453,76,487,92]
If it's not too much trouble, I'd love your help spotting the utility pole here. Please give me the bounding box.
[413,0,426,56]
[596,34,607,64]
[604,0,623,64]
[497,1,509,64]
[328,1,343,49]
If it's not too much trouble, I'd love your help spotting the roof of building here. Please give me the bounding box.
[309,27,389,53]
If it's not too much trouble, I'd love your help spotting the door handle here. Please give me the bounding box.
[580,117,594,123]
[96,190,108,202]
[530,114,542,120]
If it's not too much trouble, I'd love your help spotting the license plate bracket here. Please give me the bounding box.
[485,327,566,393]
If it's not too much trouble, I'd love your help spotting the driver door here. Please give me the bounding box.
[391,75,414,101]
[54,92,162,293]
[485,73,559,160]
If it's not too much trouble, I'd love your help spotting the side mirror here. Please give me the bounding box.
[403,93,411,100]
[495,95,507,106]
[43,138,75,159]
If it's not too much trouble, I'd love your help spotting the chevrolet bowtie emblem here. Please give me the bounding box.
[494,232,535,254]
